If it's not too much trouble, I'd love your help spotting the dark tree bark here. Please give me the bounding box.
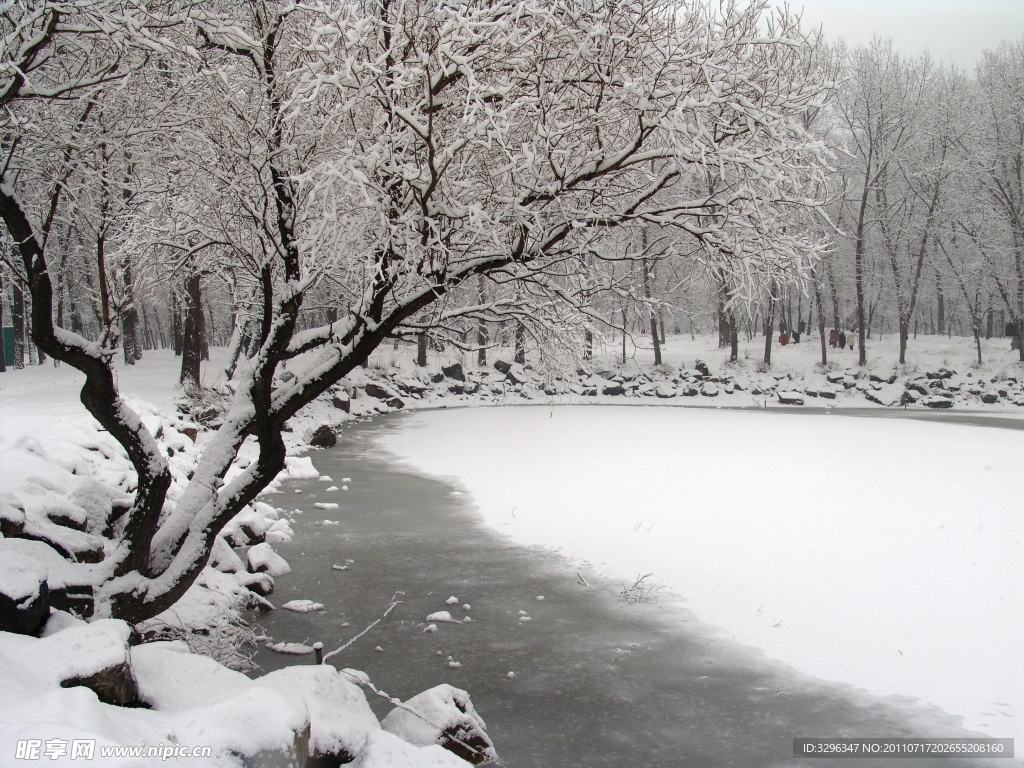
[641,255,661,365]
[728,312,738,362]
[514,322,526,365]
[416,332,428,366]
[12,279,25,369]
[0,273,5,372]
[171,291,183,356]
[763,293,775,367]
[179,274,203,390]
[200,300,210,361]
[813,269,827,367]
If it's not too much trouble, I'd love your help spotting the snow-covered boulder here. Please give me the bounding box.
[234,506,267,544]
[817,385,838,400]
[306,424,338,448]
[210,535,245,573]
[700,382,719,397]
[0,493,26,537]
[382,684,495,765]
[442,363,465,382]
[247,543,291,577]
[0,552,49,636]
[2,618,138,705]
[654,384,676,399]
[258,665,380,765]
[353,730,471,768]
[864,383,904,407]
[777,391,805,406]
[235,571,275,597]
[365,382,398,400]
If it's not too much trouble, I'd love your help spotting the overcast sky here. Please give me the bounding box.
[786,1,1024,69]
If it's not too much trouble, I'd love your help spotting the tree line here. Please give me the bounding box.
[0,0,1015,623]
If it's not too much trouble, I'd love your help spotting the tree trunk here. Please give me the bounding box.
[122,260,141,364]
[12,279,25,369]
[763,294,774,367]
[200,300,210,361]
[171,291,183,356]
[179,274,203,391]
[717,290,728,348]
[583,329,592,361]
[0,273,5,372]
[641,253,661,365]
[514,322,526,365]
[621,306,628,364]
[729,313,738,363]
[813,270,827,367]
[416,332,428,366]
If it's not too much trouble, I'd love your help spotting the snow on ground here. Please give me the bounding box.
[2,336,1023,762]
[0,349,497,766]
[377,405,1024,745]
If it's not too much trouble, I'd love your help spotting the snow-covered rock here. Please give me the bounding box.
[353,730,471,768]
[247,543,291,577]
[777,391,805,405]
[257,665,380,764]
[210,536,245,573]
[281,600,324,613]
[305,424,338,448]
[864,383,905,407]
[425,611,457,623]
[0,552,49,636]
[1,618,138,705]
[381,684,495,765]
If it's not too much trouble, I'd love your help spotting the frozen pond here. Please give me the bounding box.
[251,408,1022,767]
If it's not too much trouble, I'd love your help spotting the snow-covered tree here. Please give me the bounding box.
[1,0,829,623]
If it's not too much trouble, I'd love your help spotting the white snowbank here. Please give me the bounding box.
[379,406,1024,744]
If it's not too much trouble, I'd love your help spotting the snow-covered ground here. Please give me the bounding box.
[2,336,1023,763]
[0,350,492,766]
[377,405,1024,746]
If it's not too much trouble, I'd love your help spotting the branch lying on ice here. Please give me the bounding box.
[322,593,404,663]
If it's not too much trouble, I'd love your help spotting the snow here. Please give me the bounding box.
[381,685,494,763]
[281,600,325,613]
[379,405,1024,745]
[352,730,470,768]
[265,641,316,655]
[246,542,292,577]
[0,619,133,694]
[315,502,340,510]
[425,611,456,623]
[0,552,47,603]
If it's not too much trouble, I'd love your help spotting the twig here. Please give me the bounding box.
[322,592,404,662]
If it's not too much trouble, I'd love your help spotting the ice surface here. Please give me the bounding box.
[379,405,1024,745]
